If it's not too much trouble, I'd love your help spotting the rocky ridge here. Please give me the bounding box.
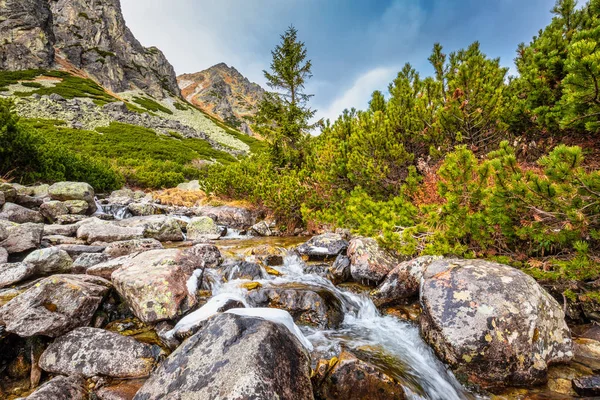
[178,63,265,135]
[0,0,254,152]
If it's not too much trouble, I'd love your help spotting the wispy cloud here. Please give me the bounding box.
[318,67,397,123]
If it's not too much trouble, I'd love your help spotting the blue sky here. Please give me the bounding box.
[121,0,558,122]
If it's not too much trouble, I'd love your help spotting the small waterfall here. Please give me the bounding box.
[94,198,133,220]
[204,252,474,400]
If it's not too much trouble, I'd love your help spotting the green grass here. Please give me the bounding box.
[0,69,45,91]
[183,99,266,154]
[23,119,237,188]
[0,70,117,103]
[133,96,173,115]
[21,82,43,88]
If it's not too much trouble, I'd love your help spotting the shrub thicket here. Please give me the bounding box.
[0,99,123,191]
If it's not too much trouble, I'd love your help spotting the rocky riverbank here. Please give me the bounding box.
[0,181,599,399]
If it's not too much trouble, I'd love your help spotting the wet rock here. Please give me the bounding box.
[0,223,43,253]
[0,191,4,208]
[64,199,90,215]
[111,248,201,323]
[297,233,348,261]
[0,247,7,264]
[0,202,44,224]
[77,220,145,243]
[39,327,155,378]
[185,243,222,268]
[104,238,163,258]
[133,313,314,400]
[186,216,221,240]
[329,254,351,284]
[0,262,36,288]
[197,205,257,229]
[25,375,87,400]
[95,379,146,400]
[371,256,441,307]
[0,274,111,337]
[128,202,159,217]
[251,220,272,236]
[23,247,73,275]
[166,293,246,341]
[221,260,266,281]
[313,351,405,400]
[420,259,573,389]
[348,237,400,285]
[40,201,69,222]
[115,216,184,242]
[248,283,344,329]
[244,244,286,266]
[48,181,97,214]
[572,375,600,396]
[57,244,106,257]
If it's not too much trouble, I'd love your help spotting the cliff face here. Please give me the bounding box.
[178,63,265,135]
[0,0,180,98]
[50,0,179,98]
[0,0,56,70]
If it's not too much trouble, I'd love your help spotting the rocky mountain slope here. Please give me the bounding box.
[178,63,265,135]
[0,0,257,155]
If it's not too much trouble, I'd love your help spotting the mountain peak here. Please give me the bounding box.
[178,65,265,135]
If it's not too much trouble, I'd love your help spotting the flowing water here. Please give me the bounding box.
[203,241,479,400]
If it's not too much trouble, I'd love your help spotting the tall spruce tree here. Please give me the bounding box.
[254,26,317,168]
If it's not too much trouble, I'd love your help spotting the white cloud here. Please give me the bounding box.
[317,67,397,123]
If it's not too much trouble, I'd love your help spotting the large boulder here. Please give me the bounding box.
[115,215,184,242]
[133,313,314,400]
[371,256,441,307]
[39,327,155,378]
[312,351,406,399]
[186,216,221,241]
[0,222,43,253]
[48,181,97,214]
[25,376,87,400]
[329,254,351,284]
[297,233,348,261]
[348,237,400,285]
[23,247,73,275]
[104,238,163,258]
[420,258,573,389]
[111,246,214,323]
[0,262,36,288]
[0,274,111,337]
[0,247,7,264]
[77,219,145,243]
[0,202,44,224]
[248,283,344,329]
[197,205,257,229]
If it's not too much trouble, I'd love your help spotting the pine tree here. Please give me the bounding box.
[254,26,317,168]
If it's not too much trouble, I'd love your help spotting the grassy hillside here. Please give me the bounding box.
[0,69,265,190]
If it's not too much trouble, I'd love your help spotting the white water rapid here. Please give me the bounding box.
[189,250,478,400]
